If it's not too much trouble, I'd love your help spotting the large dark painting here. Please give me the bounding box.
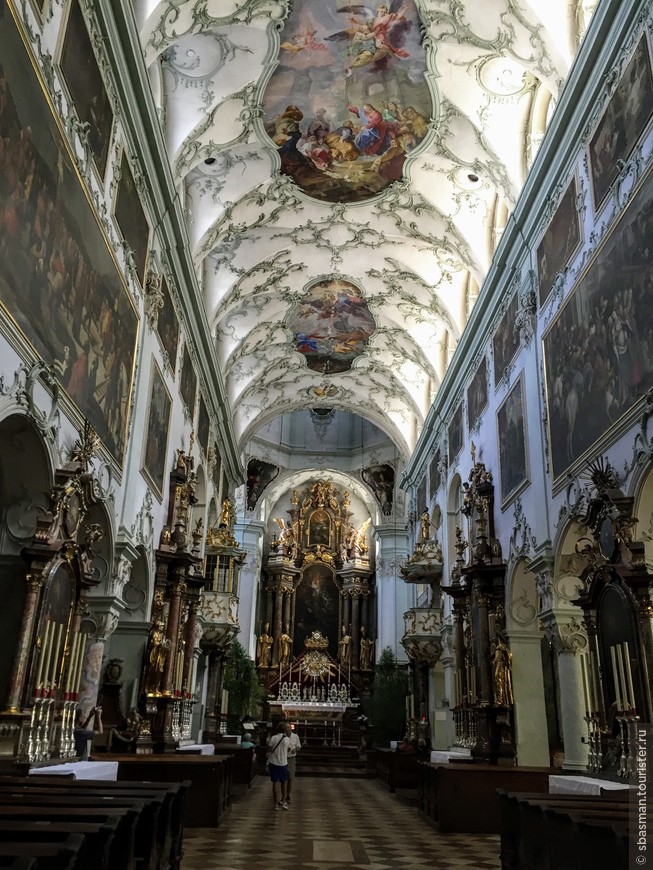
[307,509,331,548]
[294,562,339,657]
[0,5,138,464]
[156,275,179,371]
[141,361,172,498]
[497,373,529,508]
[60,0,113,178]
[429,448,441,498]
[197,395,210,455]
[537,178,581,306]
[114,151,149,285]
[179,344,197,416]
[467,357,488,432]
[493,294,520,386]
[263,0,432,204]
[589,36,653,211]
[289,278,376,374]
[543,167,653,482]
[448,403,464,462]
[246,458,279,511]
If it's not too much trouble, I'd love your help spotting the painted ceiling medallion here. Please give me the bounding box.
[263,1,432,203]
[289,278,376,374]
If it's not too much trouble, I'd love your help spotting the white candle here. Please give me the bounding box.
[622,642,636,713]
[35,621,52,691]
[40,621,54,693]
[65,633,79,694]
[589,649,600,715]
[610,646,623,711]
[49,622,64,691]
[74,634,86,695]
[616,643,629,710]
[579,655,590,715]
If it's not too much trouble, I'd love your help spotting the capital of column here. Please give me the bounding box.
[540,609,588,655]
[80,598,124,642]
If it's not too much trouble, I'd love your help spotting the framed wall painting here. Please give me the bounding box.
[536,177,581,306]
[114,151,150,285]
[589,34,653,211]
[543,165,653,484]
[59,0,113,178]
[429,448,441,499]
[179,344,197,416]
[492,294,520,387]
[448,403,464,463]
[0,4,138,465]
[141,361,172,499]
[156,275,180,372]
[497,372,529,509]
[467,357,488,432]
[197,395,210,456]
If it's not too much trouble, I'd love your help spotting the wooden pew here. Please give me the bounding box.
[13,778,187,870]
[209,746,256,790]
[0,820,118,870]
[0,833,83,869]
[105,754,233,828]
[375,748,419,793]
[417,762,556,833]
[498,790,630,870]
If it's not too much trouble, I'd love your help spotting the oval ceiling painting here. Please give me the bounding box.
[289,278,376,374]
[263,1,432,204]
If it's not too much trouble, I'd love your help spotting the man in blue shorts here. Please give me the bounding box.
[267,721,291,810]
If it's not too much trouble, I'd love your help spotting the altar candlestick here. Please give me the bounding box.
[49,622,64,691]
[35,621,52,692]
[616,643,629,710]
[73,634,86,695]
[586,654,595,713]
[579,654,590,715]
[65,633,79,694]
[610,646,623,710]
[622,642,636,712]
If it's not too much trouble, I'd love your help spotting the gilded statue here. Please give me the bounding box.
[355,518,371,553]
[144,620,170,695]
[219,497,234,529]
[278,625,292,666]
[360,626,375,670]
[256,623,273,668]
[492,637,513,706]
[339,625,352,666]
[419,510,432,542]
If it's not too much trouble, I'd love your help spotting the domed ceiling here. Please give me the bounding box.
[135,0,589,459]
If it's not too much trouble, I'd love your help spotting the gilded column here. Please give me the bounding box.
[283,591,292,639]
[351,593,360,669]
[342,594,351,637]
[162,575,186,695]
[4,573,43,713]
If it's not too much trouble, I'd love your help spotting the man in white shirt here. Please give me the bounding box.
[267,722,291,810]
[286,723,302,804]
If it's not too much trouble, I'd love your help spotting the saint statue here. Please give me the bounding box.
[419,509,432,542]
[278,625,292,666]
[144,619,170,695]
[339,625,352,666]
[492,637,513,706]
[219,497,234,529]
[256,622,273,668]
[360,626,375,670]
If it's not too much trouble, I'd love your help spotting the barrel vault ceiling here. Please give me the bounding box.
[132,0,589,459]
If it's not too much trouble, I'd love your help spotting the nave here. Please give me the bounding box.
[182,776,500,870]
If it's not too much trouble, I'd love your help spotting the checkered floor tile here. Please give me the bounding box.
[182,776,501,869]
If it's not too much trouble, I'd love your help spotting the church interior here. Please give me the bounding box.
[0,0,651,866]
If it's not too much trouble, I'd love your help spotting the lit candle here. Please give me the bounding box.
[616,643,629,710]
[35,621,52,693]
[622,642,636,713]
[610,645,623,711]
[49,622,64,692]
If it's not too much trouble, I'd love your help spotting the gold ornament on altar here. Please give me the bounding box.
[304,630,329,651]
[492,636,513,706]
[303,544,334,565]
[302,650,335,678]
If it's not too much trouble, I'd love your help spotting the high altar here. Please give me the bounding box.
[256,480,376,735]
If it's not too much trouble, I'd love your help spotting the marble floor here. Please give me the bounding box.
[182,776,501,869]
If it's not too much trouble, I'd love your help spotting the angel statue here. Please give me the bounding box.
[219,498,234,529]
[355,518,372,553]
[273,518,297,559]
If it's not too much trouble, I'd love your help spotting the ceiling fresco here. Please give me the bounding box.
[136,0,593,457]
[262,0,433,203]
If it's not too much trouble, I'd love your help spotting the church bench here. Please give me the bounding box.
[209,746,256,788]
[1,778,187,870]
[0,797,148,870]
[106,754,233,828]
[417,762,555,833]
[498,790,630,870]
[0,833,83,869]
[374,748,419,793]
[0,820,117,870]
